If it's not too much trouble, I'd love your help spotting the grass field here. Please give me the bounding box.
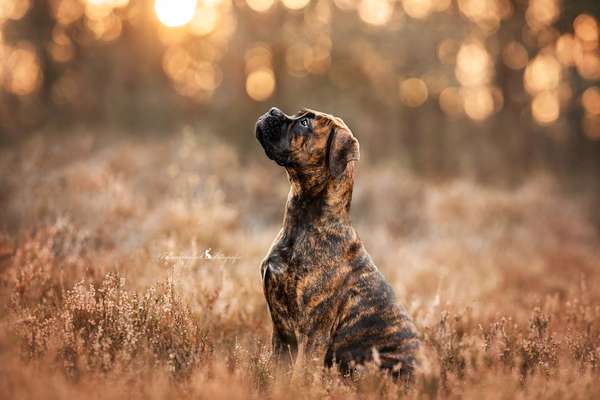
[1,130,600,399]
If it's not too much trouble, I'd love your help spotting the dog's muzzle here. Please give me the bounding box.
[256,107,285,143]
[256,107,288,163]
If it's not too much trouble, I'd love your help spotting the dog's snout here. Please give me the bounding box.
[269,107,283,117]
[256,107,289,164]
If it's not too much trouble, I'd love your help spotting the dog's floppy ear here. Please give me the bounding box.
[328,126,360,178]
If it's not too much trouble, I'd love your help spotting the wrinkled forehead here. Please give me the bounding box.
[295,108,348,133]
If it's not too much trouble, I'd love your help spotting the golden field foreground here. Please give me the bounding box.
[1,130,599,399]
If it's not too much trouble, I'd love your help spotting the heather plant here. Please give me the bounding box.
[1,132,600,399]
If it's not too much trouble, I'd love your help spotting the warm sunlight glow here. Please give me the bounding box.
[245,44,273,72]
[333,0,357,10]
[246,67,275,101]
[524,53,561,95]
[576,52,600,80]
[4,42,41,96]
[402,0,432,20]
[458,0,512,31]
[286,43,309,77]
[0,0,30,21]
[574,14,599,46]
[358,0,393,26]
[437,39,458,65]
[189,5,219,36]
[525,0,559,31]
[502,41,528,70]
[246,0,274,12]
[439,87,463,116]
[282,0,310,10]
[532,91,560,125]
[582,114,600,139]
[86,12,123,41]
[455,41,492,87]
[49,27,75,63]
[52,0,84,25]
[581,87,600,116]
[161,44,221,101]
[154,0,197,28]
[462,87,494,121]
[555,34,582,66]
[399,78,428,107]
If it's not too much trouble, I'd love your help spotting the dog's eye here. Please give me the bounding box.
[300,118,309,128]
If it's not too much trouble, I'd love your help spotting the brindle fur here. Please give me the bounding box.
[255,107,420,380]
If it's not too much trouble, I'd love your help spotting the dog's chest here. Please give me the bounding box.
[261,252,313,305]
[261,239,326,318]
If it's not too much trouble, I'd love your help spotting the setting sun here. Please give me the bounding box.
[154,0,197,28]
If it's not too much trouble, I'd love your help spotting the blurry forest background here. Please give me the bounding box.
[1,0,599,183]
[1,1,600,399]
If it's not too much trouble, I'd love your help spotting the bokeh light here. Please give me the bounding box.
[532,91,560,125]
[458,0,512,32]
[432,0,451,12]
[581,87,600,116]
[582,115,600,139]
[399,78,428,107]
[49,27,75,63]
[358,0,393,26]
[245,43,275,101]
[402,0,433,20]
[462,87,494,121]
[576,52,600,80]
[524,53,561,95]
[245,44,273,73]
[155,0,197,27]
[0,0,30,21]
[574,14,599,46]
[86,12,123,41]
[246,68,275,101]
[437,39,459,65]
[162,44,222,101]
[555,34,582,67]
[439,87,463,117]
[246,0,274,13]
[333,0,358,10]
[4,42,41,96]
[282,0,311,11]
[51,0,84,25]
[525,0,559,31]
[189,5,219,36]
[286,43,310,77]
[455,41,492,87]
[502,41,529,70]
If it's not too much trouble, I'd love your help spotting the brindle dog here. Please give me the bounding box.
[255,107,420,380]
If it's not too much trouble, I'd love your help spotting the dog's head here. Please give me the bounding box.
[255,107,360,184]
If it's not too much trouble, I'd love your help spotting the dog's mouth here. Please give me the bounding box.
[255,113,289,166]
[256,126,275,161]
[256,113,281,139]
[255,117,275,159]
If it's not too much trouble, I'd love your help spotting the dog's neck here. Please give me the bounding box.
[283,166,355,229]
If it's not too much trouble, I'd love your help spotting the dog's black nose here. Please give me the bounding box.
[269,107,283,117]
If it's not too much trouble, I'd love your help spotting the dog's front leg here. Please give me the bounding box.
[272,329,298,369]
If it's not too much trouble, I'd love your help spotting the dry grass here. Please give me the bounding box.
[1,129,600,399]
